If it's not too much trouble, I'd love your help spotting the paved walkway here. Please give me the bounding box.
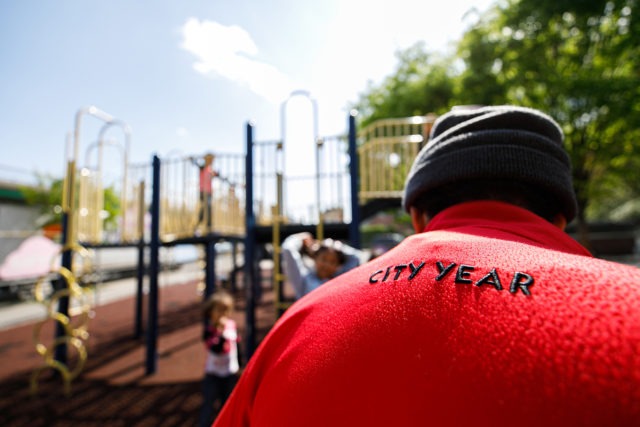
[0,263,205,331]
[0,264,276,426]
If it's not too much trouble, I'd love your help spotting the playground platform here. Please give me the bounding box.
[0,271,277,426]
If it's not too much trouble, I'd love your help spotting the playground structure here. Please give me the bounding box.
[359,114,437,204]
[32,103,437,393]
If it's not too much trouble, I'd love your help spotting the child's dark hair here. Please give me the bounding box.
[202,289,234,319]
[314,239,347,265]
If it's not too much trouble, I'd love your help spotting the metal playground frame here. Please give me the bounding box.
[31,104,436,393]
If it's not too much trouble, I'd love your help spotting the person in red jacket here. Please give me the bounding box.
[213,105,640,426]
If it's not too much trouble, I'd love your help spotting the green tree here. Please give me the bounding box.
[352,42,457,129]
[20,175,121,230]
[457,0,640,240]
[20,174,64,227]
[355,0,640,244]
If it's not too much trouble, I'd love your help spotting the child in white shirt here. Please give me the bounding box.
[198,289,239,426]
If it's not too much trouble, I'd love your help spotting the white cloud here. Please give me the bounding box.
[176,127,189,138]
[180,18,294,104]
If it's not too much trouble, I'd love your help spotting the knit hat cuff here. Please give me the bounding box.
[402,142,577,221]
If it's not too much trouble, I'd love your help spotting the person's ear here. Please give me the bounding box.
[410,207,429,233]
[552,213,567,230]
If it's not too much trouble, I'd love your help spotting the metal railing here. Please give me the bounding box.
[358,115,436,203]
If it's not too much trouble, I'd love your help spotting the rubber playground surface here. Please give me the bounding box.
[0,279,276,426]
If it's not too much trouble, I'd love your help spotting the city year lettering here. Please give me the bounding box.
[369,260,534,296]
[435,261,533,295]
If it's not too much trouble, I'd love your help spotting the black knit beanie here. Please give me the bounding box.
[402,105,578,222]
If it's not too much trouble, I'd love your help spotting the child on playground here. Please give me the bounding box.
[191,152,219,230]
[198,289,240,427]
[281,232,367,299]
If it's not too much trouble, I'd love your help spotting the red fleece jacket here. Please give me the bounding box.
[214,201,640,427]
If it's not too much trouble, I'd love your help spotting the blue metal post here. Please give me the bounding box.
[348,111,361,248]
[204,240,217,298]
[146,154,161,375]
[244,122,257,359]
[53,211,72,365]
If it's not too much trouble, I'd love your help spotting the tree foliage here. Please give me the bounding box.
[352,42,456,129]
[354,0,640,224]
[465,0,640,224]
[20,175,121,229]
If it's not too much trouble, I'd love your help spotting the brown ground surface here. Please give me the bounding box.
[0,279,277,426]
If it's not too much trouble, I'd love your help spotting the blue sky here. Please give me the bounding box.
[0,0,494,184]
